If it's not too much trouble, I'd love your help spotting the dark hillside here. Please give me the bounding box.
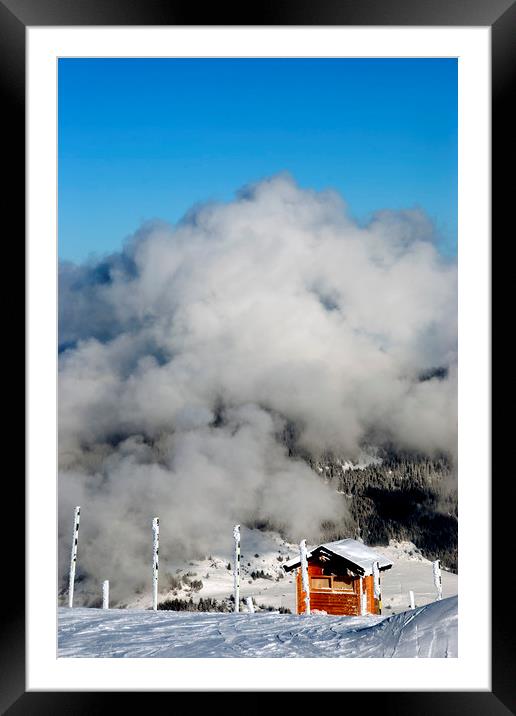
[308,449,458,572]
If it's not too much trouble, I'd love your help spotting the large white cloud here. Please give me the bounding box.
[58,174,457,601]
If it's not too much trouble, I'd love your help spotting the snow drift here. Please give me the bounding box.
[58,595,458,658]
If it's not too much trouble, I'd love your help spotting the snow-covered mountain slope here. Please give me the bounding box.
[124,526,298,611]
[373,540,457,614]
[58,595,457,658]
[123,528,457,615]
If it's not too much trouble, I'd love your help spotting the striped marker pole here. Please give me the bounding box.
[103,580,109,609]
[432,560,442,601]
[409,590,415,610]
[233,524,241,613]
[68,506,80,608]
[372,560,382,614]
[152,517,159,611]
[299,539,310,615]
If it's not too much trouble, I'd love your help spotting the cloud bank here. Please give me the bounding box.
[58,174,457,601]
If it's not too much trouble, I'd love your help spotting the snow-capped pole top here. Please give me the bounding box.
[282,538,393,576]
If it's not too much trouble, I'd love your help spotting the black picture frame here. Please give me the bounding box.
[3,0,511,711]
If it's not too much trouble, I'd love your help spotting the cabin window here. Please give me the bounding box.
[310,576,332,590]
[332,576,354,591]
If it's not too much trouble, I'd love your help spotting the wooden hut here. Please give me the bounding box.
[282,538,393,616]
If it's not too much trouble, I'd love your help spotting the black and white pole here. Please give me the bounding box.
[372,560,382,614]
[152,517,159,611]
[68,506,80,608]
[409,590,415,610]
[103,580,109,610]
[299,539,310,615]
[233,524,241,613]
[432,559,442,601]
[246,596,255,614]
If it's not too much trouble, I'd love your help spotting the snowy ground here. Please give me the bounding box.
[58,595,457,658]
[60,529,458,658]
[123,528,457,615]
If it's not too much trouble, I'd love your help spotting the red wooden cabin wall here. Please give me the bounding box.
[295,563,380,616]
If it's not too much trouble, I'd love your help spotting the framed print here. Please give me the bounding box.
[2,0,512,711]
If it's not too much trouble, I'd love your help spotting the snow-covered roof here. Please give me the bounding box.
[283,538,393,575]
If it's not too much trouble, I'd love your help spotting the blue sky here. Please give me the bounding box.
[58,58,457,263]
